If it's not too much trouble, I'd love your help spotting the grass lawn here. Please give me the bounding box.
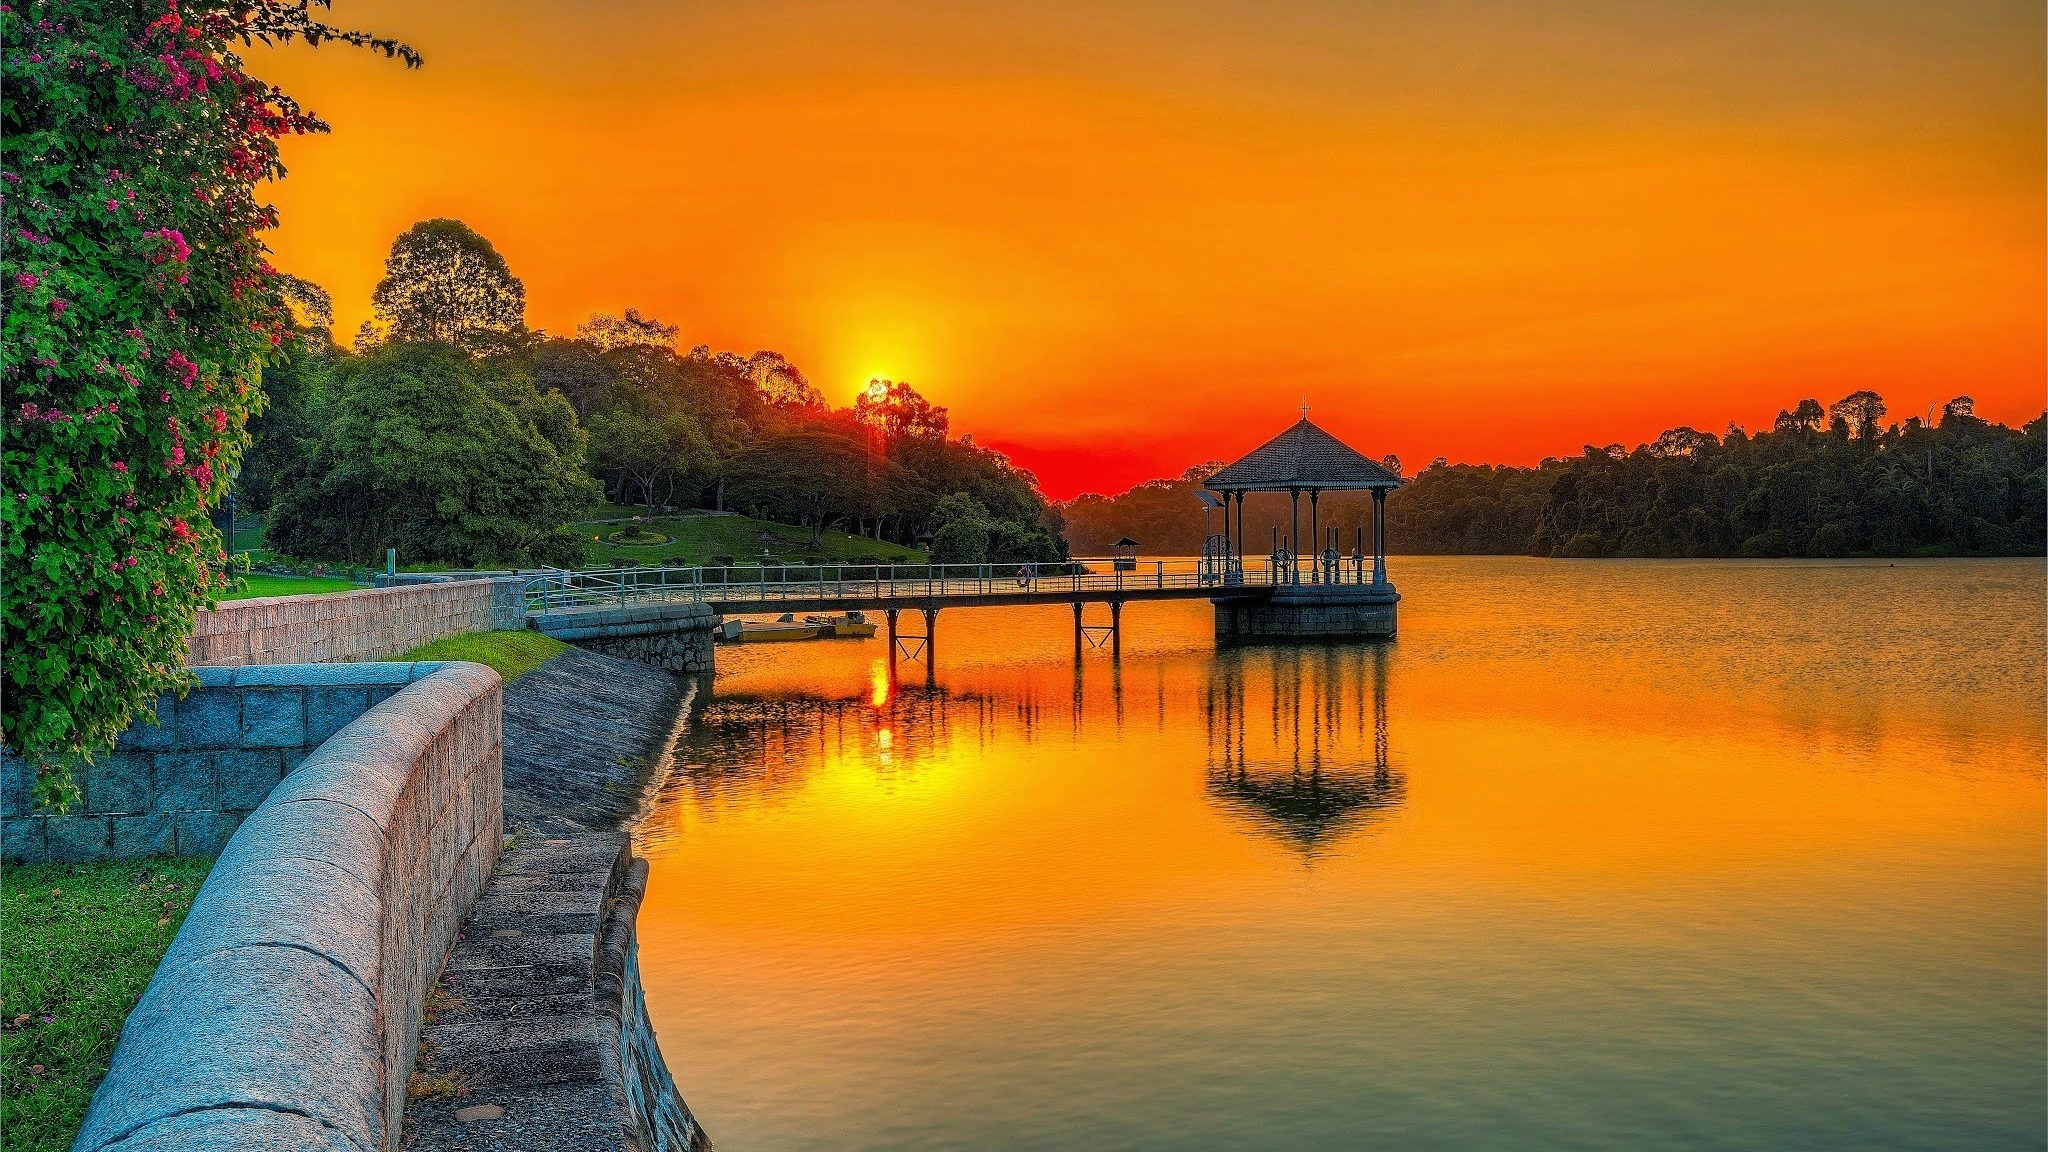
[399,630,570,684]
[221,573,362,600]
[1,857,213,1151]
[227,516,266,555]
[578,509,924,568]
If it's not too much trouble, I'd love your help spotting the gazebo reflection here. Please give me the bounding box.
[1202,643,1403,857]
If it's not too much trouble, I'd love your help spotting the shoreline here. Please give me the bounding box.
[404,648,705,1151]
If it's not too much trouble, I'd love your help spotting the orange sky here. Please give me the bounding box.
[252,1,2044,498]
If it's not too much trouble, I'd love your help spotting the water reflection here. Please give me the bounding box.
[657,643,1404,857]
[633,563,2047,1152]
[1204,644,1404,856]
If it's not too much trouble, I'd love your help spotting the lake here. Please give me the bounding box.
[631,557,2045,1151]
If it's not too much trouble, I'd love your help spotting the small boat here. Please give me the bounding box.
[719,611,877,643]
[822,610,878,639]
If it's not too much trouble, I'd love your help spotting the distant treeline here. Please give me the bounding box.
[1064,394,2046,558]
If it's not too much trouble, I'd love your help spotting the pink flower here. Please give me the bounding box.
[143,228,191,264]
[111,460,128,474]
[13,272,37,290]
[48,298,66,318]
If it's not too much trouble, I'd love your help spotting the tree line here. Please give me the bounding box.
[245,218,1066,569]
[1065,395,2045,559]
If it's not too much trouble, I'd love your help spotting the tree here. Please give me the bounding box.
[239,298,340,512]
[586,406,711,509]
[576,307,677,353]
[1828,390,1887,443]
[267,343,596,567]
[747,351,825,410]
[854,378,949,442]
[528,338,617,418]
[370,218,526,344]
[725,430,893,546]
[930,518,991,564]
[276,272,335,335]
[1,0,416,805]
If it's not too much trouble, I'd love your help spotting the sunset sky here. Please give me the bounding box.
[253,1,2044,499]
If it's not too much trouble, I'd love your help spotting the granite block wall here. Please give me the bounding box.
[1,663,460,865]
[535,601,717,674]
[73,661,504,1152]
[187,577,525,666]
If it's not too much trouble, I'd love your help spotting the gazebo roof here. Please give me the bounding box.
[1204,417,1402,492]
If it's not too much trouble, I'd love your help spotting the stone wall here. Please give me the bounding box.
[1214,586,1401,640]
[74,661,504,1152]
[599,851,708,1151]
[2,663,468,865]
[187,577,524,666]
[535,601,717,674]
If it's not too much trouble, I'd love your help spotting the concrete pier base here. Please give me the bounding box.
[1214,584,1399,641]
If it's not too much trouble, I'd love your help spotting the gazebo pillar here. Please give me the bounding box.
[1234,493,1246,566]
[1288,487,1300,584]
[1308,489,1320,583]
[1372,489,1387,585]
[1220,488,1231,564]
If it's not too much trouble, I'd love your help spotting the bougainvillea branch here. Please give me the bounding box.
[1,0,416,807]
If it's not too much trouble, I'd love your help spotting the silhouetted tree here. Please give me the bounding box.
[370,218,526,344]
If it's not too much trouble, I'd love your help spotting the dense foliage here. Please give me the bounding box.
[1,0,412,800]
[1065,396,2046,559]
[242,221,1067,566]
[265,342,595,567]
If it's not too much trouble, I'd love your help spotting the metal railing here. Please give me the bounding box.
[525,554,1384,614]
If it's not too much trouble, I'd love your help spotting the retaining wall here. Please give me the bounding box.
[74,661,504,1152]
[534,602,717,674]
[1,664,458,865]
[599,852,708,1151]
[188,578,524,666]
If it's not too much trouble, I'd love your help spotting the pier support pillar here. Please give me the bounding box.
[922,607,938,676]
[1109,600,1123,660]
[1072,602,1084,661]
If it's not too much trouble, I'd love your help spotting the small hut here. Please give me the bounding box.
[1112,536,1140,572]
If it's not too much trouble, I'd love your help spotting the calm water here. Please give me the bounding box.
[632,558,2045,1151]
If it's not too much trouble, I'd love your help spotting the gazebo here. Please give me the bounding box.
[1203,415,1402,587]
[1111,536,1141,572]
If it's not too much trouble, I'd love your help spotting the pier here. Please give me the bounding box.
[528,416,1406,668]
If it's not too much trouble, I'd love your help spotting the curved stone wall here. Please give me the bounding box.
[73,662,504,1152]
[598,850,707,1151]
